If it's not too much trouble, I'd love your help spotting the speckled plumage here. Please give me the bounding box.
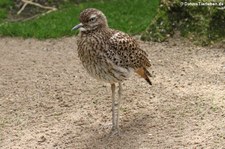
[75,8,152,84]
[72,8,152,134]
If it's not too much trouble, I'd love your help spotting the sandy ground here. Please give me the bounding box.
[0,36,224,149]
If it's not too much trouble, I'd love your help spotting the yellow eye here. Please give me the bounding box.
[89,17,96,22]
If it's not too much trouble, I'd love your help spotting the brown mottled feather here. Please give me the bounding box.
[76,8,152,84]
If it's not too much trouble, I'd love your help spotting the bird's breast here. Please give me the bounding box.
[77,36,133,83]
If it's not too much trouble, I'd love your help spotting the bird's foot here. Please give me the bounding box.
[108,126,121,137]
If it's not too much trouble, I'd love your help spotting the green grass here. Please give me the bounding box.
[0,0,160,39]
[0,0,13,23]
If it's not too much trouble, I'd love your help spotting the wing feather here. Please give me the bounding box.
[108,31,151,69]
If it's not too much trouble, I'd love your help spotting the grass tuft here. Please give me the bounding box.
[0,0,13,23]
[0,0,159,39]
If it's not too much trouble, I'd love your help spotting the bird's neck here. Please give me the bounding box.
[80,26,109,36]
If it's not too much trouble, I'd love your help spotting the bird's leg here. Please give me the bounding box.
[111,83,116,131]
[116,82,122,131]
[110,83,121,135]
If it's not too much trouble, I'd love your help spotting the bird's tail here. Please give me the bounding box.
[135,67,152,85]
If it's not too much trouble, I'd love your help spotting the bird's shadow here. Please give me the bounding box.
[86,113,154,149]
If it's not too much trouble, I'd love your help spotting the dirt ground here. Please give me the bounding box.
[0,36,224,149]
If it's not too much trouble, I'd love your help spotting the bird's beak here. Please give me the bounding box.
[71,23,83,31]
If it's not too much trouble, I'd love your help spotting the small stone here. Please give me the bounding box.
[38,136,46,143]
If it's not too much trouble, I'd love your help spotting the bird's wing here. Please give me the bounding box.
[108,31,151,69]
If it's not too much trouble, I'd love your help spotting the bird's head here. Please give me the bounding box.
[72,8,108,32]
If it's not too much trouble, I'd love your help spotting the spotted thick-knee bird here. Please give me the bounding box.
[72,8,152,135]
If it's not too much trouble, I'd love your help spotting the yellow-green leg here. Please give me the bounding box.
[110,83,122,135]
